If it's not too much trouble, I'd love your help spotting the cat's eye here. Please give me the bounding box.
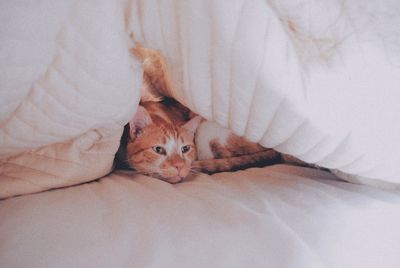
[152,146,166,155]
[181,145,191,154]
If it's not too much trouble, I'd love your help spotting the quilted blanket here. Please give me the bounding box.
[1,0,400,198]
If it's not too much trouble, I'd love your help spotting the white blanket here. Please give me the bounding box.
[1,165,400,268]
[2,0,400,198]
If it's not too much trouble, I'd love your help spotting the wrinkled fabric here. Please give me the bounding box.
[1,165,399,268]
[2,0,400,198]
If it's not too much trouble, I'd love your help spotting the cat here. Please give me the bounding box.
[116,98,285,182]
[116,45,320,183]
[117,98,202,183]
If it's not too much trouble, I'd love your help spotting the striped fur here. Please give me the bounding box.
[120,99,201,183]
[192,149,282,174]
[124,45,320,182]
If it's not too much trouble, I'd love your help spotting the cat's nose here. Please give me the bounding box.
[173,161,185,171]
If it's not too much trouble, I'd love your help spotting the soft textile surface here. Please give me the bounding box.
[0,1,143,198]
[0,128,121,198]
[1,165,400,268]
[2,0,400,198]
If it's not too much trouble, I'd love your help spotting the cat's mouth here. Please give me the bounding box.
[134,166,191,184]
[146,172,185,184]
[159,168,191,184]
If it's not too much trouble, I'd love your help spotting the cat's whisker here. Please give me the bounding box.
[190,166,202,172]
[189,168,202,176]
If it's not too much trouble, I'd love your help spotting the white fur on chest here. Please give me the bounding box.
[195,121,231,160]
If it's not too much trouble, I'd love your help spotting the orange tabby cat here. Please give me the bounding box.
[120,45,316,182]
[116,97,284,181]
[121,99,202,183]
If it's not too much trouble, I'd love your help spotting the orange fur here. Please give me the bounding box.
[121,44,320,178]
[131,44,175,100]
[193,150,282,174]
[209,135,266,159]
[125,100,201,183]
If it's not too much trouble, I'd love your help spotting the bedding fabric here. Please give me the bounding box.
[1,165,400,268]
[1,1,400,193]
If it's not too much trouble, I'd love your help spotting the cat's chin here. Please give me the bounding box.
[163,175,183,184]
[148,172,184,184]
[159,170,190,184]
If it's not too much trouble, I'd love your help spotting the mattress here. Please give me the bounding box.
[1,165,399,268]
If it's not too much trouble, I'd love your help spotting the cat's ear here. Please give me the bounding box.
[182,116,202,133]
[129,105,153,138]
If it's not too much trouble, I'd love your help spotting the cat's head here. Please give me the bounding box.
[126,106,202,183]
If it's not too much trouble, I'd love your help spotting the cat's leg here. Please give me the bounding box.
[209,139,233,159]
[225,135,267,156]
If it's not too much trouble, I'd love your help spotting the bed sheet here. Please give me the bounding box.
[1,165,399,268]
